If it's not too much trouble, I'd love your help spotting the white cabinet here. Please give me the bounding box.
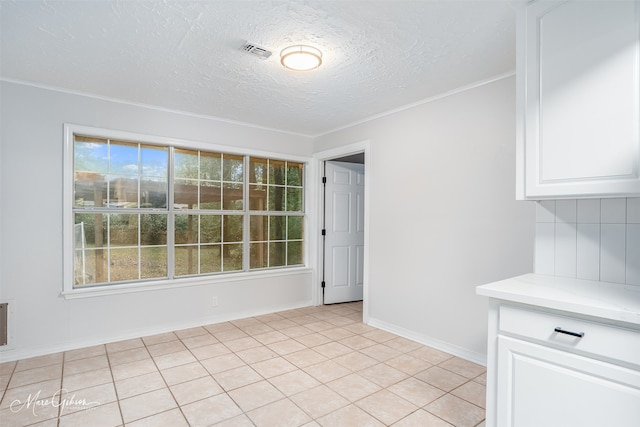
[498,336,640,427]
[516,0,640,199]
[496,307,640,427]
[476,274,640,427]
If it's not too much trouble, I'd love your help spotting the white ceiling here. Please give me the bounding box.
[0,0,516,136]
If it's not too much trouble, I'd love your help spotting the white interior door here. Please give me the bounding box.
[323,161,365,304]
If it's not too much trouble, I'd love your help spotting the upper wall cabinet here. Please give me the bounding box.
[516,0,640,200]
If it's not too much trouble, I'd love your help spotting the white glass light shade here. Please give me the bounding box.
[280,45,322,71]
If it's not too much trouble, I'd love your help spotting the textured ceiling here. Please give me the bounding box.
[0,1,516,136]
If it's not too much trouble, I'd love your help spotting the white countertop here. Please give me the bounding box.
[476,274,640,326]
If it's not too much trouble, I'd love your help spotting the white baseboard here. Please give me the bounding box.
[366,317,487,366]
[0,300,313,363]
[1,303,488,366]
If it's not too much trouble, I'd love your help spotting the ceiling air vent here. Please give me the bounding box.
[240,42,272,60]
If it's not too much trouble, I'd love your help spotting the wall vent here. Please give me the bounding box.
[0,303,7,346]
[240,42,272,59]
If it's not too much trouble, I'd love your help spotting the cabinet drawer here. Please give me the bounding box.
[499,305,640,367]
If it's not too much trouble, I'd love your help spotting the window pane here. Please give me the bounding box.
[108,176,138,208]
[250,242,268,269]
[175,245,198,276]
[174,179,198,209]
[249,185,267,210]
[269,216,286,241]
[200,215,221,243]
[75,248,108,286]
[200,181,221,209]
[200,245,221,274]
[250,215,268,241]
[75,173,107,207]
[287,216,303,240]
[140,247,167,279]
[75,137,109,207]
[286,187,303,211]
[109,141,138,175]
[75,136,108,174]
[287,162,303,186]
[75,213,107,248]
[249,158,267,184]
[223,154,243,182]
[223,244,243,271]
[110,214,138,246]
[175,214,198,244]
[141,214,167,246]
[140,178,167,208]
[287,241,303,266]
[222,183,243,210]
[268,186,285,211]
[200,151,221,181]
[269,160,286,185]
[141,145,168,178]
[269,242,286,267]
[223,215,243,243]
[110,248,139,282]
[175,149,198,179]
[74,213,108,285]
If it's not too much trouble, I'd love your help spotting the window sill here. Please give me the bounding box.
[60,267,313,299]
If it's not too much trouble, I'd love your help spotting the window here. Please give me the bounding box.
[66,126,306,291]
[248,158,305,268]
[172,149,245,276]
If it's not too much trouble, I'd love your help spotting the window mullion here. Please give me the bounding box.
[137,213,141,280]
[137,143,142,210]
[197,151,201,275]
[220,214,225,272]
[106,214,111,283]
[285,216,288,266]
[167,146,176,279]
[137,146,142,280]
[196,213,201,275]
[243,155,250,272]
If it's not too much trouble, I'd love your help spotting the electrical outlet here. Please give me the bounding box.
[211,296,218,307]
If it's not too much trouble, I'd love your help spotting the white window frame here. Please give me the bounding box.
[63,124,311,299]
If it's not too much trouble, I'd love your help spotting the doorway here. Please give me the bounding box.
[322,153,365,304]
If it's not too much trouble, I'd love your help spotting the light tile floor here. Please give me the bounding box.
[0,302,486,427]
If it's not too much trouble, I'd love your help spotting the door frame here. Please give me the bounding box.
[312,140,371,323]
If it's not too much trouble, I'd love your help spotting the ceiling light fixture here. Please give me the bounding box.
[280,45,322,71]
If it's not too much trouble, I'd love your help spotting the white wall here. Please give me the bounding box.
[314,76,535,363]
[0,77,536,364]
[0,81,315,362]
[535,198,640,285]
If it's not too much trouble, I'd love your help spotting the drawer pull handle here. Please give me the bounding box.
[554,327,584,338]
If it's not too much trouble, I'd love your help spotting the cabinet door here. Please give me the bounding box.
[497,336,640,427]
[517,0,640,199]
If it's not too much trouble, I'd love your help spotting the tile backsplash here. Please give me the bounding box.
[535,198,640,285]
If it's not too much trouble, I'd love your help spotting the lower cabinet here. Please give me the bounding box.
[487,303,640,427]
[497,335,640,427]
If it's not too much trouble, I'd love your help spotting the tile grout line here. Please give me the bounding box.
[144,331,198,427]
